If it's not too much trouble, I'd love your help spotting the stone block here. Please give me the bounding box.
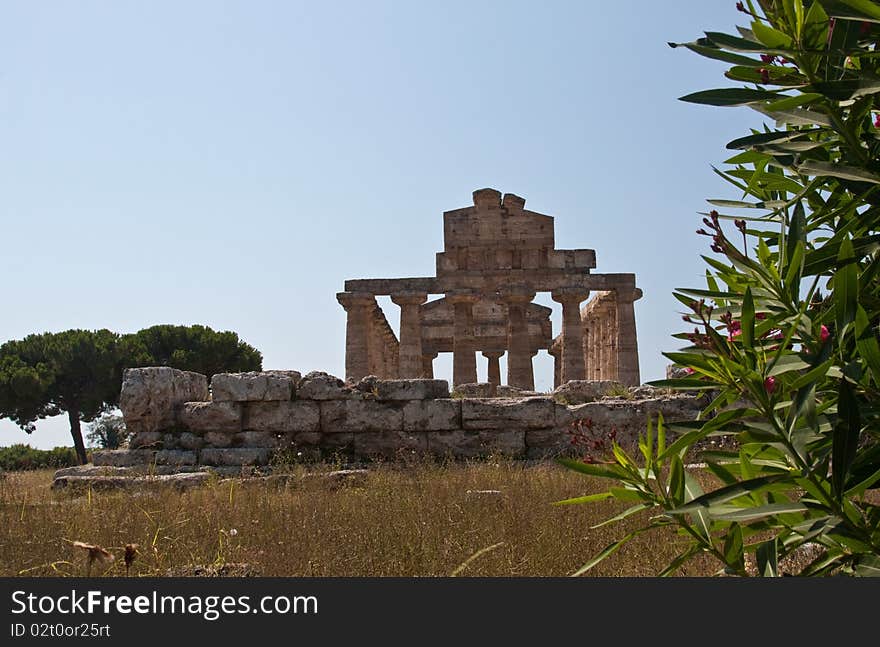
[496,385,540,398]
[554,396,704,450]
[265,433,322,461]
[402,399,461,431]
[451,383,495,398]
[119,367,208,432]
[210,371,301,402]
[627,386,665,400]
[320,432,354,458]
[233,431,284,448]
[52,472,211,493]
[320,400,403,432]
[178,432,205,450]
[524,428,579,459]
[301,468,369,487]
[374,379,450,401]
[129,431,163,449]
[204,431,234,447]
[178,401,242,433]
[461,397,555,430]
[92,449,156,467]
[291,431,322,446]
[155,450,197,466]
[54,465,134,478]
[199,448,272,466]
[552,380,622,405]
[353,431,428,458]
[297,371,359,400]
[427,430,525,459]
[244,401,320,432]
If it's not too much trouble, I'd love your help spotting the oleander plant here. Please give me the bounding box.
[561,0,880,576]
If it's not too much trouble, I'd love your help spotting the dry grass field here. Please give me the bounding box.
[0,459,723,577]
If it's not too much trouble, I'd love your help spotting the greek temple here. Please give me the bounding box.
[336,188,642,389]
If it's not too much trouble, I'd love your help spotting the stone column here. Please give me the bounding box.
[336,291,375,382]
[605,303,617,380]
[616,288,642,386]
[581,313,591,380]
[502,286,536,390]
[551,288,589,383]
[549,347,561,389]
[600,310,611,380]
[448,291,480,386]
[422,352,437,379]
[383,328,399,379]
[584,316,596,379]
[391,292,427,379]
[482,350,504,388]
[367,315,381,377]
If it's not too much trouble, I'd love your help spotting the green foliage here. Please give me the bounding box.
[564,0,880,576]
[0,329,123,431]
[85,413,130,449]
[0,329,127,463]
[0,324,262,464]
[127,324,262,379]
[0,444,80,471]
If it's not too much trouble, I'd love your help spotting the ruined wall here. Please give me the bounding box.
[92,368,702,472]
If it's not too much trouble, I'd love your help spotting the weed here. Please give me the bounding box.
[0,461,729,577]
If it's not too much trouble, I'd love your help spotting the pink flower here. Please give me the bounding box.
[820,325,830,343]
[727,320,742,341]
[684,367,695,375]
[875,113,880,129]
[764,376,777,394]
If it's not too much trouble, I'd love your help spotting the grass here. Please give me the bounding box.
[603,383,635,399]
[0,459,722,577]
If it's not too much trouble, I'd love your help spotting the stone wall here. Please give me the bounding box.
[91,368,703,471]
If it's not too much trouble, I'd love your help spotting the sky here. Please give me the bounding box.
[0,1,765,449]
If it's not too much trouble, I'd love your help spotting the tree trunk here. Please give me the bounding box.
[68,408,88,465]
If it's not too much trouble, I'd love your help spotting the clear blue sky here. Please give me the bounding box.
[1,1,763,449]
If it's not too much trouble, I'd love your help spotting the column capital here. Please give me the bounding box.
[499,284,535,305]
[551,287,590,304]
[391,291,428,306]
[446,290,481,305]
[337,291,375,310]
[481,350,505,360]
[614,287,643,303]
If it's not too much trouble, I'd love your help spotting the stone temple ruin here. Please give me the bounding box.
[53,189,704,488]
[337,188,642,390]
